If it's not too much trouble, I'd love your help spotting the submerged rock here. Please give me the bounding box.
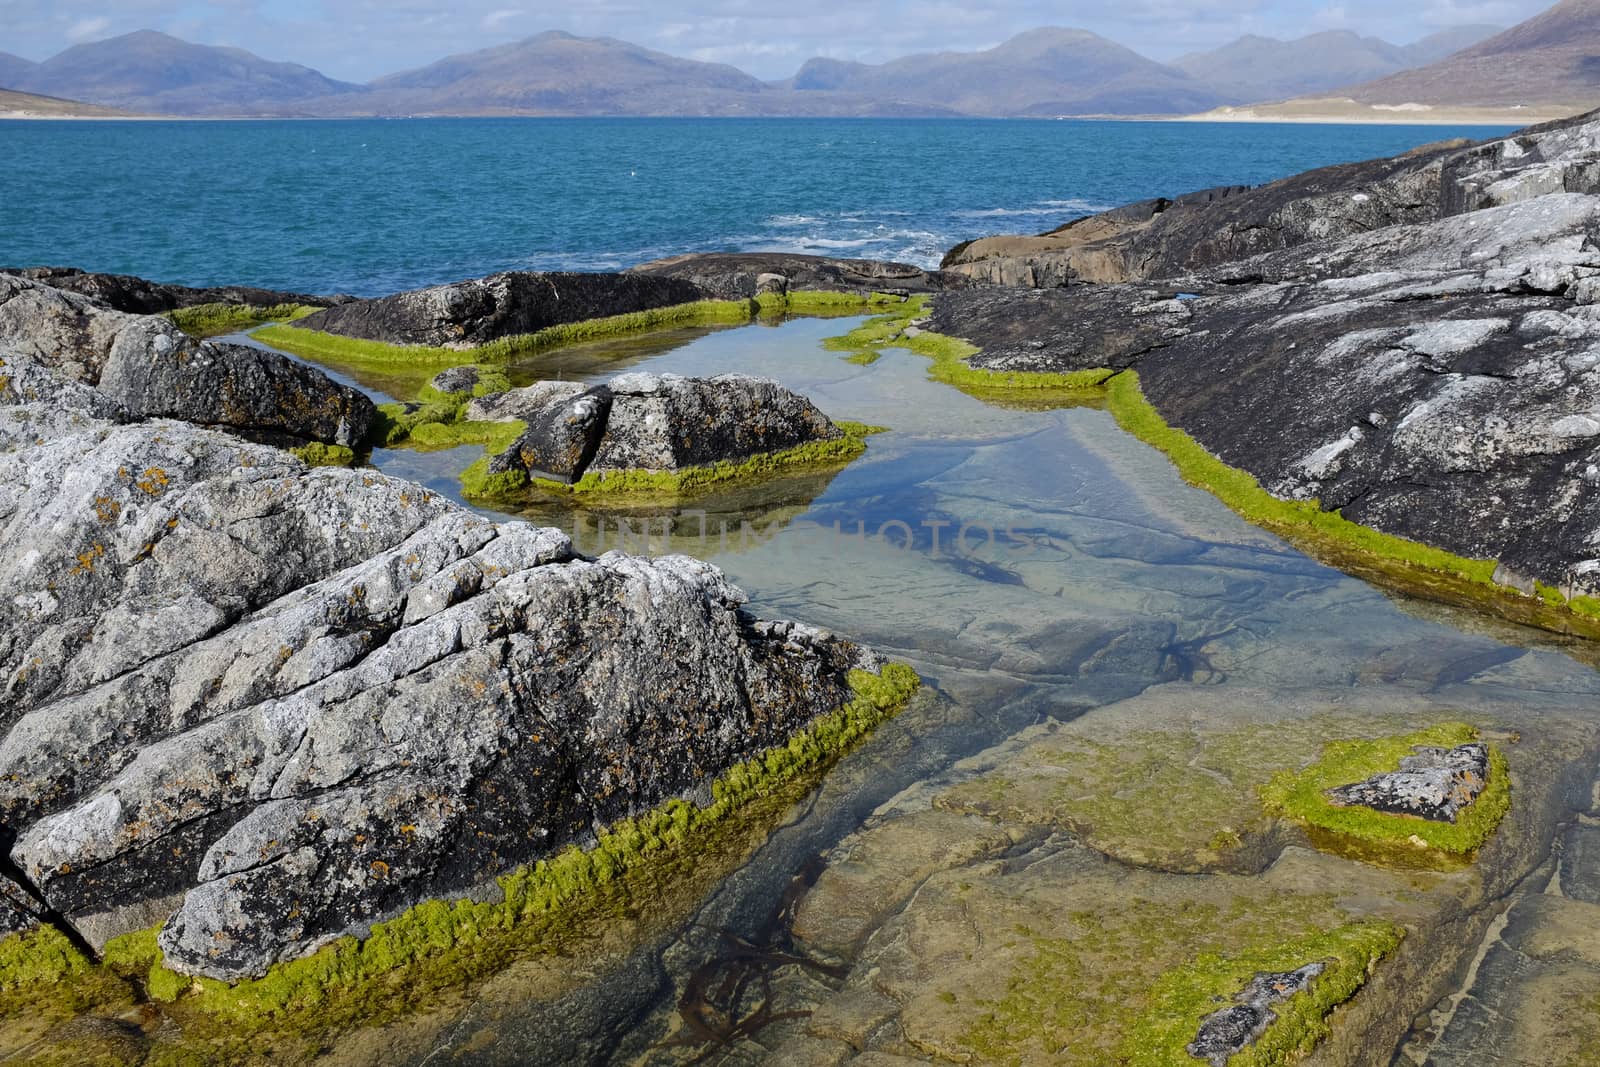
[1188,963,1326,1067]
[0,274,372,447]
[485,372,847,487]
[1326,743,1490,823]
[290,270,706,348]
[0,351,886,980]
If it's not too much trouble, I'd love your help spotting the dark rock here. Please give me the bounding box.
[1327,743,1491,824]
[427,364,493,396]
[499,385,613,482]
[0,265,342,314]
[1,356,884,976]
[928,112,1600,601]
[1188,962,1325,1066]
[943,107,1600,286]
[291,271,707,348]
[0,273,372,446]
[487,372,846,485]
[628,252,966,300]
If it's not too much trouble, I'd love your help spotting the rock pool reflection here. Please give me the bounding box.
[258,316,1600,1067]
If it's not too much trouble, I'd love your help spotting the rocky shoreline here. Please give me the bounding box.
[3,107,1600,1065]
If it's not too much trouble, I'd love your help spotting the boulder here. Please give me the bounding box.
[485,372,846,486]
[1189,963,1327,1067]
[465,379,584,423]
[289,271,707,349]
[0,266,343,315]
[0,355,882,978]
[627,252,965,300]
[0,274,373,446]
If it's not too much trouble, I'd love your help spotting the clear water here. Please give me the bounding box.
[247,317,1600,1065]
[0,118,1516,296]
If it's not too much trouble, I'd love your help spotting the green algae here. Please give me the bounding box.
[166,303,319,339]
[1099,368,1600,640]
[36,665,917,1048]
[823,298,1115,399]
[0,925,138,1026]
[951,892,1383,1067]
[253,291,907,370]
[287,442,355,468]
[539,423,877,503]
[1122,921,1405,1067]
[1260,723,1510,865]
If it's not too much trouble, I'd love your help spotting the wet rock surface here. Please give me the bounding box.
[931,109,1600,600]
[486,372,845,485]
[291,271,708,348]
[0,338,884,980]
[627,253,964,301]
[1327,743,1491,823]
[0,274,372,447]
[0,266,343,315]
[1189,963,1325,1067]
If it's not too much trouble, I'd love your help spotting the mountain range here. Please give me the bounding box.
[0,4,1590,119]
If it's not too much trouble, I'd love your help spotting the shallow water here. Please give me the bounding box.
[253,316,1600,1065]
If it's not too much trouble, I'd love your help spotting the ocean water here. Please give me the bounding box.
[0,117,1514,296]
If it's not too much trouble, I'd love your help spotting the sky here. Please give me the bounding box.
[0,0,1559,82]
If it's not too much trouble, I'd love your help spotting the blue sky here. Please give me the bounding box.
[0,0,1556,82]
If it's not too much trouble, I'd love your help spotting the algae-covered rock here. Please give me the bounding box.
[0,350,893,982]
[481,372,853,493]
[291,271,707,348]
[1326,741,1490,823]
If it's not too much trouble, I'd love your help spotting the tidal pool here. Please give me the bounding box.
[252,316,1600,1066]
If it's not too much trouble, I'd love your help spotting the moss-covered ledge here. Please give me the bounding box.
[0,665,920,1056]
[832,302,1600,641]
[1101,370,1600,640]
[823,297,1116,399]
[252,290,910,370]
[166,302,321,339]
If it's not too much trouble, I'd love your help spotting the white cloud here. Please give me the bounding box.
[481,8,523,30]
[65,15,112,40]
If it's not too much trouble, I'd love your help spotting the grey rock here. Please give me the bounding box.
[290,270,706,349]
[1,356,883,978]
[488,372,846,485]
[0,274,372,446]
[1188,962,1325,1066]
[465,379,584,423]
[0,266,343,315]
[1326,743,1491,824]
[427,364,495,397]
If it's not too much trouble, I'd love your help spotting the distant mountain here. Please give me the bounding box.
[787,28,1226,116]
[1340,0,1600,107]
[0,52,38,89]
[12,30,361,115]
[1401,25,1504,65]
[331,31,958,117]
[1172,27,1500,102]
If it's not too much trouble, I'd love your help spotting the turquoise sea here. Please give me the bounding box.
[1,118,1514,295]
